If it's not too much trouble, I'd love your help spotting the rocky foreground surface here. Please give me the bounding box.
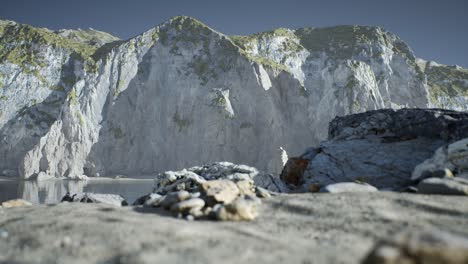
[1,108,468,263]
[1,193,468,264]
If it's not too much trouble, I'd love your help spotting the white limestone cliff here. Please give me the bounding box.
[0,16,466,179]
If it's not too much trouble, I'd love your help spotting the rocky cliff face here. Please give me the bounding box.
[0,17,466,179]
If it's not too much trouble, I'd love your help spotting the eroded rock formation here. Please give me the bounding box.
[0,17,466,179]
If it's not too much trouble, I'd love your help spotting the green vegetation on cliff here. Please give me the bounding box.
[0,22,122,76]
[295,25,390,59]
[425,64,468,104]
[231,28,298,72]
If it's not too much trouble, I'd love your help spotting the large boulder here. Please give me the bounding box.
[412,138,468,181]
[285,109,468,191]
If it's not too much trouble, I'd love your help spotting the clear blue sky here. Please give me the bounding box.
[1,0,467,67]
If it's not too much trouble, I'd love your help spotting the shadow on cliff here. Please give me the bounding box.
[0,58,76,174]
[83,45,156,177]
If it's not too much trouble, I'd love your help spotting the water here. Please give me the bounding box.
[0,178,155,205]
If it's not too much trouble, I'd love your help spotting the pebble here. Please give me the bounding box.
[160,191,191,209]
[144,193,164,207]
[170,198,205,213]
[255,186,271,198]
[190,192,201,198]
[133,193,163,207]
[188,207,204,218]
[307,183,321,193]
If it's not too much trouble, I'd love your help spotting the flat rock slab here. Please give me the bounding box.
[61,193,128,207]
[320,182,378,193]
[1,199,32,208]
[1,193,468,264]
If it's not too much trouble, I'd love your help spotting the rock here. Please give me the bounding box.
[252,172,291,193]
[154,162,288,194]
[255,186,271,198]
[294,109,468,191]
[34,171,55,181]
[61,193,128,206]
[415,168,454,182]
[191,162,258,181]
[190,192,201,198]
[76,175,89,180]
[170,198,205,213]
[235,180,255,196]
[280,158,309,186]
[188,207,205,218]
[320,182,378,193]
[417,177,468,195]
[216,196,261,221]
[159,191,191,209]
[363,229,468,264]
[154,170,206,194]
[132,193,164,207]
[329,109,468,142]
[201,180,240,205]
[413,138,468,182]
[1,199,32,208]
[307,183,321,193]
[1,169,17,178]
[193,162,288,193]
[448,138,468,170]
[146,163,284,220]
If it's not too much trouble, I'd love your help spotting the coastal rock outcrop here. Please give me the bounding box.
[283,108,468,191]
[412,137,468,181]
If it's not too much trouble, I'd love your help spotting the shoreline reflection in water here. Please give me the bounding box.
[0,179,155,205]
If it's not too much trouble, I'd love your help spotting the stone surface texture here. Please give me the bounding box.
[1,192,468,263]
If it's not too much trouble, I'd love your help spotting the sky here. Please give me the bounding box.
[0,0,467,67]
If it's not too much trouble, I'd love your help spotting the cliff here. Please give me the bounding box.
[0,17,466,179]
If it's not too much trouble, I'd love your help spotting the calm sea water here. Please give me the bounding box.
[0,178,155,204]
